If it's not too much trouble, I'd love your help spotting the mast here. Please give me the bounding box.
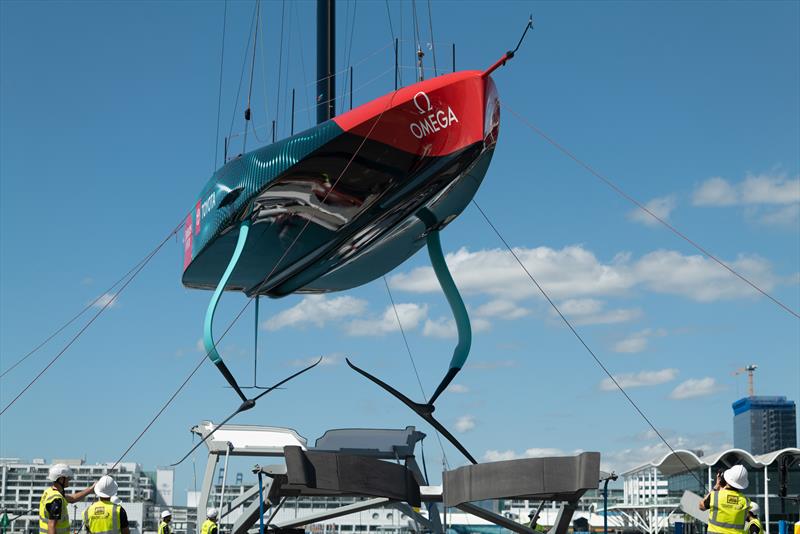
[316,0,335,123]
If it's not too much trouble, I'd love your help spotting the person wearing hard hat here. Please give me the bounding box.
[83,475,129,534]
[745,502,763,534]
[699,465,750,534]
[39,464,96,534]
[201,508,219,534]
[158,510,173,534]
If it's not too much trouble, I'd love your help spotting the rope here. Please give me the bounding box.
[292,0,313,129]
[0,252,153,380]
[213,0,228,169]
[243,0,261,153]
[426,0,437,76]
[470,198,707,491]
[503,102,799,321]
[1,220,182,416]
[384,0,395,42]
[107,89,399,471]
[226,1,258,148]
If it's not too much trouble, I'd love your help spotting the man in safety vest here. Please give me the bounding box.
[158,510,172,534]
[39,464,96,534]
[201,508,219,534]
[745,502,763,534]
[83,475,130,534]
[699,465,750,534]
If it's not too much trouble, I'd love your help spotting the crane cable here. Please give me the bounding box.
[503,102,799,321]
[382,277,450,470]
[1,219,183,416]
[470,198,708,491]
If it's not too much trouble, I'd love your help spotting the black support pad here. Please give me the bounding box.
[284,446,421,506]
[443,452,600,507]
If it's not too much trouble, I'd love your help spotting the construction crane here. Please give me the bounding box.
[733,365,758,396]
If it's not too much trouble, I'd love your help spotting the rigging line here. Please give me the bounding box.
[382,276,450,467]
[0,252,152,380]
[113,90,399,472]
[292,0,313,129]
[0,221,181,417]
[226,0,258,146]
[281,3,293,137]
[503,102,800,321]
[274,0,286,136]
[340,0,358,112]
[425,0,437,77]
[470,199,708,491]
[258,1,269,130]
[292,1,312,129]
[384,0,395,42]
[213,0,228,169]
[243,0,261,154]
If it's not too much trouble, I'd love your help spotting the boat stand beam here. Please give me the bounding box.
[271,497,391,529]
[198,451,222,534]
[457,503,539,534]
[231,477,276,534]
[221,484,261,520]
[547,502,579,534]
[405,457,444,534]
[390,502,436,532]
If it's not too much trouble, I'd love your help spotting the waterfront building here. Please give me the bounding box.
[733,396,797,454]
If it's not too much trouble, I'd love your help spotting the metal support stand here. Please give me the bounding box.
[457,503,539,534]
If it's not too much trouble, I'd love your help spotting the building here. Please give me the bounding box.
[0,458,173,534]
[733,396,797,454]
[622,447,800,534]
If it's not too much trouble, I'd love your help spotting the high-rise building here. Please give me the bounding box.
[733,396,797,454]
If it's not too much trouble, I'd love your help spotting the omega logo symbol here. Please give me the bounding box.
[408,91,459,140]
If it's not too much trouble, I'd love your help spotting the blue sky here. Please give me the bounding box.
[1,0,798,503]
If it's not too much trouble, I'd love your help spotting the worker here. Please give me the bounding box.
[39,464,95,534]
[745,502,763,534]
[699,465,750,534]
[83,475,129,534]
[158,510,173,534]
[201,508,219,534]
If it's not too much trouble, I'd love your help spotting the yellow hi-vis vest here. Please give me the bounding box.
[746,518,763,534]
[158,521,171,534]
[38,487,70,534]
[201,519,218,534]
[708,489,750,534]
[83,500,121,534]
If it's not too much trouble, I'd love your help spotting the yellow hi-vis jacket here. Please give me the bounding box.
[708,489,750,534]
[201,519,219,534]
[746,518,763,534]
[158,521,171,534]
[83,500,121,534]
[38,487,70,534]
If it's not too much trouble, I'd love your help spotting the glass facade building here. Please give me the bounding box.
[733,396,797,455]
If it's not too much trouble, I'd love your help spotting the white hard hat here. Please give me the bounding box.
[48,464,74,482]
[750,502,760,514]
[207,508,218,519]
[724,465,749,490]
[110,496,122,506]
[161,510,172,519]
[95,475,118,498]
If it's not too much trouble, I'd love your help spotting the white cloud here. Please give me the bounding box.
[693,174,800,206]
[693,177,739,206]
[613,328,666,354]
[196,338,205,353]
[670,377,721,400]
[447,383,470,394]
[628,195,677,226]
[390,245,779,305]
[455,415,476,433]
[599,368,678,391]
[557,298,642,326]
[422,316,490,338]
[758,204,799,227]
[481,447,568,462]
[473,299,529,320]
[346,303,427,336]
[91,293,119,309]
[287,354,341,367]
[602,433,732,473]
[264,295,367,331]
